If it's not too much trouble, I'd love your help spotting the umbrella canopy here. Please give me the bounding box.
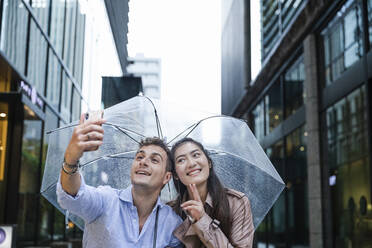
[41,96,284,230]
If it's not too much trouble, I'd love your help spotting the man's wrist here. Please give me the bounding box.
[62,157,80,175]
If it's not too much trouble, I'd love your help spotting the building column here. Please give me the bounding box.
[303,34,323,248]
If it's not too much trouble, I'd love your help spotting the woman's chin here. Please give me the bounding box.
[182,175,207,186]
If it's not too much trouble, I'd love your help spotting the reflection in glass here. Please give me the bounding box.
[49,0,65,56]
[284,56,305,118]
[285,126,308,247]
[63,0,77,71]
[368,0,372,45]
[61,72,72,122]
[265,141,285,247]
[72,89,81,121]
[251,100,265,141]
[29,0,50,32]
[17,105,42,244]
[265,80,283,133]
[38,107,57,243]
[326,86,371,247]
[74,2,86,86]
[0,0,29,74]
[46,50,61,108]
[27,20,48,94]
[0,103,8,223]
[321,0,363,86]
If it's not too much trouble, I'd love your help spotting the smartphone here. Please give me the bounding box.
[84,110,103,122]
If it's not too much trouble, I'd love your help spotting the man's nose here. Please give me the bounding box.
[139,157,149,167]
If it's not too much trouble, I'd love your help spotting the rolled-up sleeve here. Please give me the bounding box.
[192,196,254,248]
[56,175,105,223]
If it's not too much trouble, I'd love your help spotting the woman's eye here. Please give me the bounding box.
[177,158,184,164]
[193,153,200,157]
[152,159,159,163]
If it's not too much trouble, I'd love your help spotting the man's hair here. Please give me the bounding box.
[138,137,172,172]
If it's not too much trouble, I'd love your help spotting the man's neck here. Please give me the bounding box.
[131,186,160,219]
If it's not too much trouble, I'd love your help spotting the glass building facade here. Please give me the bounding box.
[0,0,91,246]
[229,0,372,247]
[260,0,307,60]
[250,53,308,247]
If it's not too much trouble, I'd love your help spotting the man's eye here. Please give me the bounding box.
[136,156,143,160]
[193,153,200,157]
[152,159,159,163]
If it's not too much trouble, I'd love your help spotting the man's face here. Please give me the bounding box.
[130,145,171,190]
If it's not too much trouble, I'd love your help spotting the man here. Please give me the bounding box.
[57,114,183,247]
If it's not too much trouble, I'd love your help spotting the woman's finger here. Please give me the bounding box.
[181,200,202,208]
[182,205,201,213]
[191,184,202,202]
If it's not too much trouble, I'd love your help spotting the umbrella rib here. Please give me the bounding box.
[143,96,163,139]
[167,115,250,145]
[46,123,78,134]
[166,123,198,145]
[41,150,138,194]
[105,122,146,138]
[104,123,141,144]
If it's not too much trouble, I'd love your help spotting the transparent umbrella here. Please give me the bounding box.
[41,96,284,230]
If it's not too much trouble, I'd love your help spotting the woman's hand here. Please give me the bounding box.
[181,184,205,222]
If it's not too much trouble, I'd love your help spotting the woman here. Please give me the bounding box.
[170,137,254,248]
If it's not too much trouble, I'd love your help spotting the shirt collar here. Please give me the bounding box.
[119,184,165,208]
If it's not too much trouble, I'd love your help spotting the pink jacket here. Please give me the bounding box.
[172,188,254,248]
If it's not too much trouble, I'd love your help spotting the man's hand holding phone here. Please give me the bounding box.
[64,110,105,165]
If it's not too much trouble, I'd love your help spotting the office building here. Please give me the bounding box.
[223,0,372,247]
[0,0,128,246]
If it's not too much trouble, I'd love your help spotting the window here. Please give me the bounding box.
[321,0,363,86]
[61,71,72,122]
[72,88,81,121]
[27,19,48,94]
[368,0,372,46]
[63,0,77,72]
[265,80,283,133]
[325,85,372,246]
[49,0,65,57]
[46,50,62,108]
[0,0,29,74]
[284,56,305,117]
[285,126,308,246]
[29,0,50,32]
[17,106,42,244]
[251,100,265,141]
[73,2,86,86]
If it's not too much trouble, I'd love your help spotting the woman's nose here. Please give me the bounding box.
[187,158,197,168]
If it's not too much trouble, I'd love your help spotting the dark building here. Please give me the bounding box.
[223,0,372,247]
[221,0,250,115]
[101,76,142,109]
[0,0,128,247]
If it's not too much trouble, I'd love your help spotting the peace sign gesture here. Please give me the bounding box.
[181,184,206,223]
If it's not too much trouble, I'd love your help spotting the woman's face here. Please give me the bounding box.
[173,142,210,186]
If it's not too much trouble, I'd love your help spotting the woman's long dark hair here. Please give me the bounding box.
[171,138,231,238]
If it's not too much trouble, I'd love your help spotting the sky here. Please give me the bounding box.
[127,0,261,114]
[127,0,221,114]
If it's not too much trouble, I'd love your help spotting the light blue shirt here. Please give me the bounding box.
[57,176,183,248]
